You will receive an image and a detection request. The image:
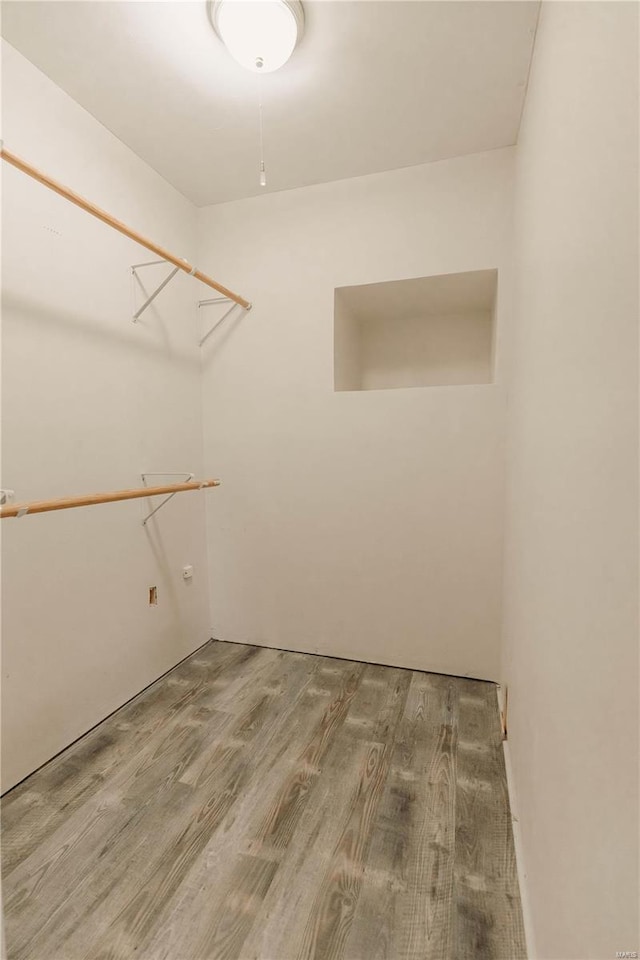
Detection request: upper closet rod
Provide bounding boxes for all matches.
[0,480,220,520]
[0,146,251,311]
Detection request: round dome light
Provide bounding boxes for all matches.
[209,0,304,73]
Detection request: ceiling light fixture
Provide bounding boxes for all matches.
[209,0,304,74]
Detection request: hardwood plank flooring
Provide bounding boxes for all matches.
[1,640,526,960]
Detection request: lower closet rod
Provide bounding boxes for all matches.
[0,479,220,519]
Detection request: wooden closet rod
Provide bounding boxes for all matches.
[0,147,251,310]
[0,480,220,519]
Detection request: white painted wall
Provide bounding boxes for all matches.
[3,12,637,952]
[335,308,494,392]
[358,311,493,391]
[502,4,639,958]
[198,149,515,681]
[0,42,211,791]
[333,294,362,392]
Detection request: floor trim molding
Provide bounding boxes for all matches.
[499,699,538,960]
[213,635,499,685]
[1,637,213,798]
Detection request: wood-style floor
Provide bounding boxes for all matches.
[1,640,526,960]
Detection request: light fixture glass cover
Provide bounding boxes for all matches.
[210,0,304,73]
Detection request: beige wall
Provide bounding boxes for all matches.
[198,148,515,680]
[358,311,493,391]
[2,9,637,951]
[1,42,211,791]
[503,4,639,957]
[333,294,362,392]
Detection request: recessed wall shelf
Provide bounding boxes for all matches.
[334,269,497,392]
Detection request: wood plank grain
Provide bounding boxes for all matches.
[240,734,371,960]
[298,739,391,960]
[137,660,358,960]
[192,855,278,960]
[6,781,195,960]
[342,774,412,960]
[341,664,412,743]
[453,682,526,960]
[0,640,249,874]
[2,646,298,958]
[396,673,459,960]
[256,664,365,851]
[2,726,209,958]
[2,647,527,960]
[179,644,283,718]
[320,666,412,959]
[55,652,324,960]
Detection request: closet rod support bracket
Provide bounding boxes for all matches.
[131,262,181,321]
[198,301,251,348]
[141,472,195,526]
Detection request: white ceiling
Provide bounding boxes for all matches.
[1,1,539,207]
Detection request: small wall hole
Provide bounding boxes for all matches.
[149,586,158,605]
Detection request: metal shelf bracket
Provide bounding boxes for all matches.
[198,297,250,347]
[131,260,181,322]
[141,471,194,526]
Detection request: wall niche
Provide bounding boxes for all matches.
[334,269,497,391]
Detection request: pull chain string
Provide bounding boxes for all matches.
[257,71,266,187]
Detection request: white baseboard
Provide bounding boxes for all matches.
[500,708,538,960]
